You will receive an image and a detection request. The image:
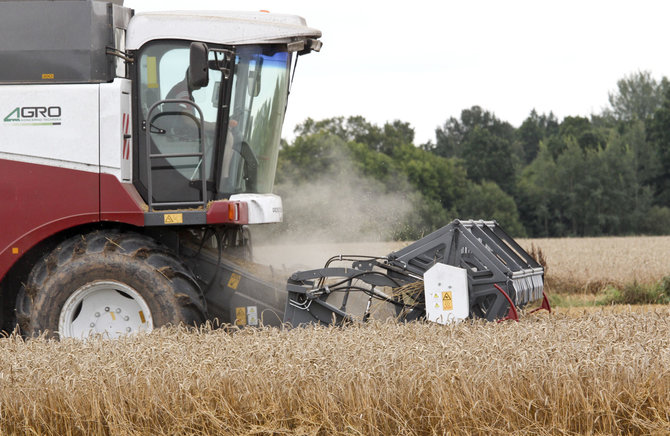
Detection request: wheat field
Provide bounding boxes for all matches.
[1,309,670,435]
[1,237,670,435]
[517,236,670,293]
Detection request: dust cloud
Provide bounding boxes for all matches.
[251,162,415,270]
[248,152,414,321]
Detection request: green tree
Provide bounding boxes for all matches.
[593,135,644,234]
[432,106,519,196]
[516,110,559,164]
[433,106,515,157]
[277,131,350,183]
[456,181,526,237]
[608,70,669,121]
[517,142,560,236]
[559,116,606,152]
[519,131,647,237]
[390,143,469,213]
[459,126,517,194]
[617,120,659,190]
[647,87,670,205]
[294,116,413,156]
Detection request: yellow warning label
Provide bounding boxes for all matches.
[227,273,241,290]
[164,213,183,224]
[147,57,158,88]
[42,73,54,80]
[235,307,246,325]
[139,310,146,324]
[110,312,116,321]
[442,291,453,311]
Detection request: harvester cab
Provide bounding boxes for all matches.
[131,12,321,220]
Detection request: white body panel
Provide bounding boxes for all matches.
[423,263,469,324]
[229,193,283,224]
[100,79,132,181]
[127,11,321,50]
[0,84,100,172]
[0,80,131,181]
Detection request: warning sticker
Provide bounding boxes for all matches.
[247,306,258,326]
[235,307,246,325]
[227,273,241,290]
[164,213,183,224]
[442,291,453,311]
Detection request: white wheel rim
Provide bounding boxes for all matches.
[59,280,154,339]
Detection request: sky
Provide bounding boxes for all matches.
[126,0,670,145]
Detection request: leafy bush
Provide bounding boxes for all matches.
[597,276,670,305]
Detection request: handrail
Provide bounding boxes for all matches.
[144,99,207,212]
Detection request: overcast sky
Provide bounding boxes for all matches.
[126,0,670,145]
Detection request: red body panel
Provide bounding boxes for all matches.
[206,200,249,225]
[0,160,145,280]
[0,159,247,281]
[100,173,145,226]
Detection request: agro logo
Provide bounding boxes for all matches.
[3,106,62,126]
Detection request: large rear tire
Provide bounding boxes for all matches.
[16,230,207,339]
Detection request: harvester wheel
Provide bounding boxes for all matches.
[16,230,206,339]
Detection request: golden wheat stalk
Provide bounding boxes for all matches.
[0,309,669,435]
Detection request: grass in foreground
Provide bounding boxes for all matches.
[596,277,670,305]
[1,310,670,435]
[548,278,670,309]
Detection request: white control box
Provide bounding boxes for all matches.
[423,263,469,324]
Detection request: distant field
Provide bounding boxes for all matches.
[255,235,670,293]
[517,235,670,293]
[518,235,670,284]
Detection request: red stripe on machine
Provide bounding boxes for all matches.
[121,113,127,159]
[122,113,130,160]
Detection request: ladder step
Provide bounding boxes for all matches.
[150,152,203,159]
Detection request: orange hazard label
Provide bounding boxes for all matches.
[442,291,453,311]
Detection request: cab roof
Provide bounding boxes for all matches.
[126,10,322,50]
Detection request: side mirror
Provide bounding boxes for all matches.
[189,42,209,90]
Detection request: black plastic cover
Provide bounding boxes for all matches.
[0,0,131,84]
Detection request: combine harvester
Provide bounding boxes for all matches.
[0,0,547,338]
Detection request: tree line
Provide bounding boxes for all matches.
[276,71,670,239]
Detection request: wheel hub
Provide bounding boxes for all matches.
[59,280,154,338]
